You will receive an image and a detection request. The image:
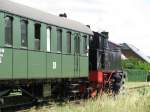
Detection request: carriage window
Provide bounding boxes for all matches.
[74,34,80,54]
[5,16,13,46]
[57,29,62,52]
[34,23,41,50]
[21,20,28,48]
[66,32,71,53]
[47,27,51,52]
[83,35,87,53]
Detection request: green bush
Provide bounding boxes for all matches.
[121,58,150,70]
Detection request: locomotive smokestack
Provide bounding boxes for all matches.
[59,13,67,18]
[101,31,109,39]
[86,25,91,28]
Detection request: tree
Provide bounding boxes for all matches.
[121,58,150,70]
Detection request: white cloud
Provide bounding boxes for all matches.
[10,0,150,55]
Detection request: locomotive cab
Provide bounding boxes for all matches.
[89,31,124,93]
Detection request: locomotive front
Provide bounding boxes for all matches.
[89,31,125,94]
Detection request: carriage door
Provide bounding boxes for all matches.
[74,34,80,77]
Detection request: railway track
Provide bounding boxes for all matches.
[1,98,50,112]
[128,85,150,90]
[1,101,35,112]
[127,83,150,90]
[1,96,87,112]
[0,84,149,112]
[0,96,36,112]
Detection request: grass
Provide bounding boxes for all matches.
[24,82,150,112]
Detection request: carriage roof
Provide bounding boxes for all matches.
[0,0,93,35]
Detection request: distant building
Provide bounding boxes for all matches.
[108,41,120,50]
[120,43,150,63]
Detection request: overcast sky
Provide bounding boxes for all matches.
[10,0,150,56]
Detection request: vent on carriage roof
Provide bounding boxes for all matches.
[59,13,67,18]
[120,43,150,63]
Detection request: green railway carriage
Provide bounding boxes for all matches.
[0,1,124,106]
[0,0,93,99]
[0,0,92,80]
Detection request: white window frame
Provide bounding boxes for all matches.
[47,27,51,52]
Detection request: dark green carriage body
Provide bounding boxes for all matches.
[0,0,93,80]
